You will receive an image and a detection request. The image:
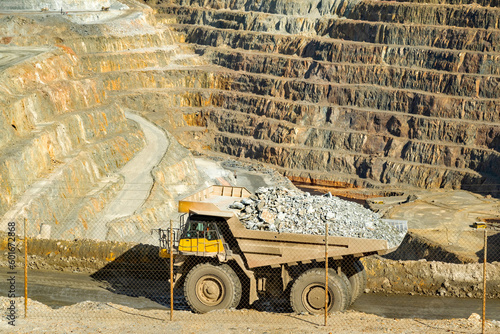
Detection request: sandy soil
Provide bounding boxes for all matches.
[2,297,499,334]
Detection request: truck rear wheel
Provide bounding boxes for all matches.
[290,268,349,314]
[348,260,367,304]
[184,263,242,313]
[339,271,353,306]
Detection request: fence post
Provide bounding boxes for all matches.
[170,219,174,321]
[24,218,28,318]
[324,220,328,327]
[482,228,487,334]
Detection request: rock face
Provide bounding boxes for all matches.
[364,257,500,298]
[0,45,146,237]
[229,186,406,248]
[1,0,113,11]
[144,0,500,196]
[1,0,499,240]
[0,1,204,240]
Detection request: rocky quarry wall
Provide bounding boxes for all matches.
[1,0,114,11]
[0,0,204,242]
[146,0,500,196]
[0,0,499,299]
[0,0,498,241]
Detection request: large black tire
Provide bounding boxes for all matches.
[290,268,349,314]
[184,263,242,313]
[338,270,353,307]
[347,260,367,304]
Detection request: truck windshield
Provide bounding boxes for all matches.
[185,221,219,240]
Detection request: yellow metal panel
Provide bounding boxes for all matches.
[159,249,175,259]
[178,201,221,213]
[178,238,225,253]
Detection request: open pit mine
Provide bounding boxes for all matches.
[0,0,499,303]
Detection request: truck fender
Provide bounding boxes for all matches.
[232,254,259,305]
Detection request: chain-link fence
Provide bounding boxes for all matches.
[1,214,500,333]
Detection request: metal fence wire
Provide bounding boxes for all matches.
[1,215,500,333]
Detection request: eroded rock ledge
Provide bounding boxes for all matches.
[145,0,500,196]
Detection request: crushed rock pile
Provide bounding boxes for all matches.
[229,187,406,248]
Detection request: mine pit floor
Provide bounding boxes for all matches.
[2,266,499,321]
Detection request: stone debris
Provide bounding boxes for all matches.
[221,159,295,188]
[467,313,481,323]
[229,187,406,248]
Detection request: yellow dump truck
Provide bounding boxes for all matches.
[156,185,406,314]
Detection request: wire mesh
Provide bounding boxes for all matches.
[1,217,499,333]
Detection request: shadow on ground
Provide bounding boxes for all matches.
[90,244,190,310]
[383,232,469,263]
[89,244,291,313]
[476,231,500,263]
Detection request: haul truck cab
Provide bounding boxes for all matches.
[156,185,406,314]
[178,220,226,254]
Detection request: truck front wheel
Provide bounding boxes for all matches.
[184,263,242,313]
[290,268,349,314]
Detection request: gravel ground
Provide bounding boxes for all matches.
[1,297,498,334]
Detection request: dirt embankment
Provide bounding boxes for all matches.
[364,256,500,299]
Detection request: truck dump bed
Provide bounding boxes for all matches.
[179,186,404,268]
[179,185,252,214]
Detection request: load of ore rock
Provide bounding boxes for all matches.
[229,187,406,248]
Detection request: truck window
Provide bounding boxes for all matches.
[183,218,225,241]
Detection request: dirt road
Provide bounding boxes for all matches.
[89,111,168,239]
[1,267,500,333]
[2,296,498,334]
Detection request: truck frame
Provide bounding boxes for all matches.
[156,185,405,314]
